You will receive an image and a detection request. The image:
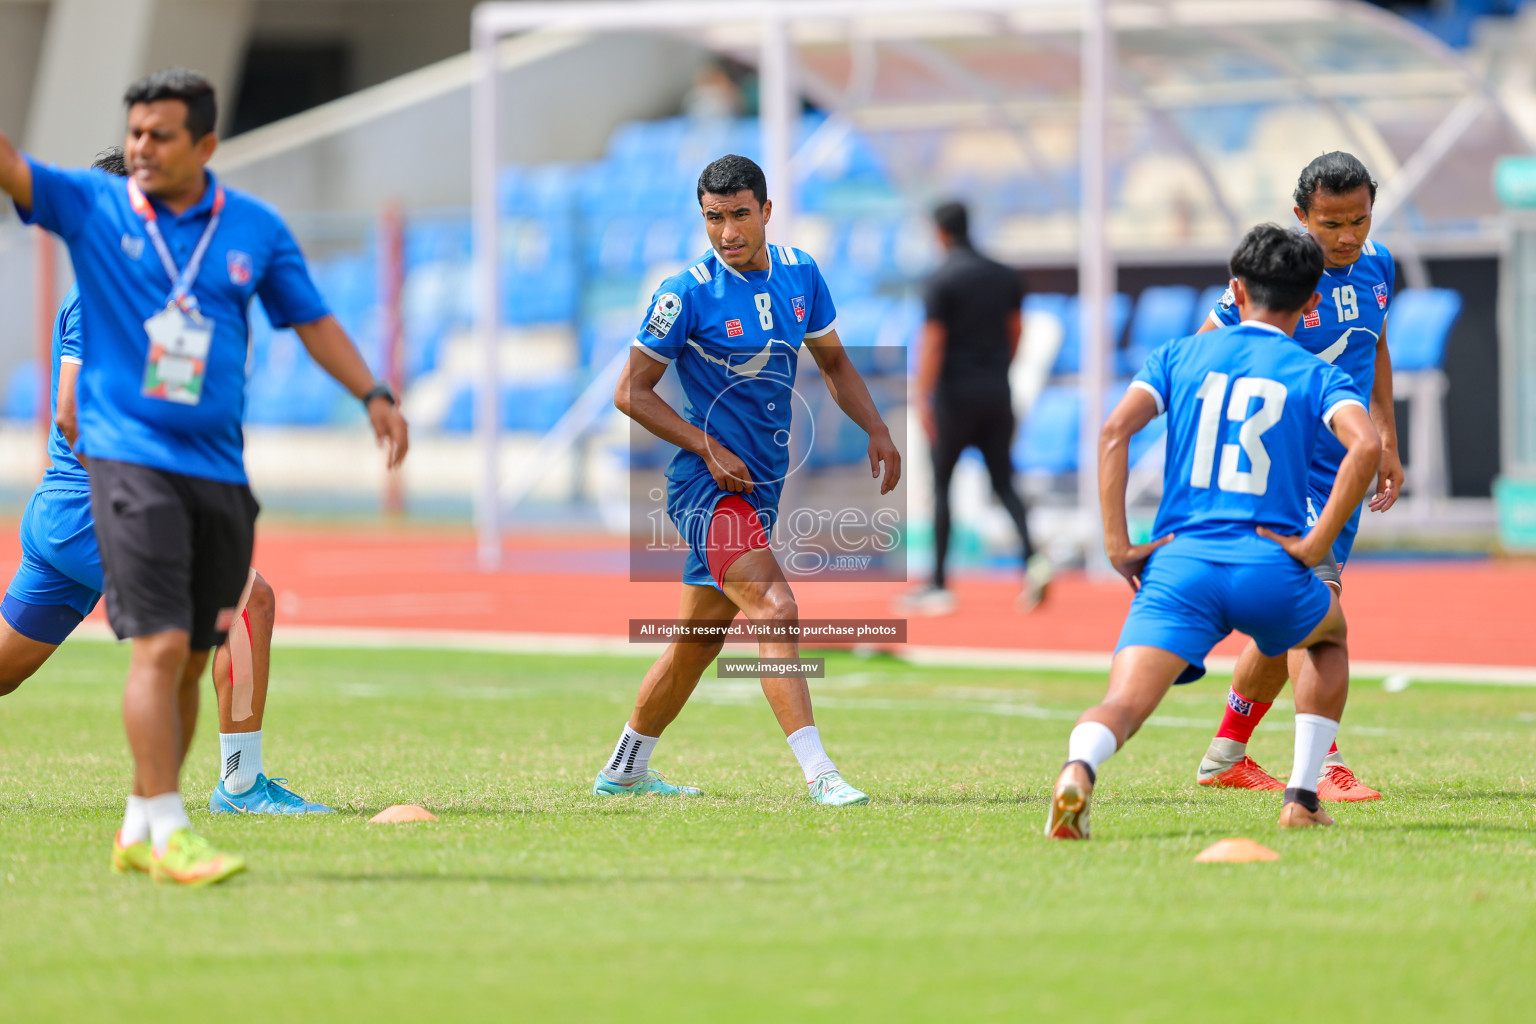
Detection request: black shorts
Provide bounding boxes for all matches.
[88,458,259,650]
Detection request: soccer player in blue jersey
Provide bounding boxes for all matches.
[0,69,408,884]
[1045,224,1382,839]
[596,155,900,805]
[0,149,330,819]
[1192,153,1398,801]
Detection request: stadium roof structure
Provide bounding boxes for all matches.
[466,0,1530,566]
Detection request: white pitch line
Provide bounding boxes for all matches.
[63,623,1536,687]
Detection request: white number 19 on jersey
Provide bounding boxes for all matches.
[1190,372,1289,496]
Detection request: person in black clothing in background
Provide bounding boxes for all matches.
[900,201,1050,616]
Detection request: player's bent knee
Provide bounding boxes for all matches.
[760,591,798,627]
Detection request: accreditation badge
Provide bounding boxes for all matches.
[142,302,214,405]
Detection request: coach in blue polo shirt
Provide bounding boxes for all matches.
[0,68,409,885]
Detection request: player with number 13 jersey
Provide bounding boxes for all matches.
[1195,152,1399,800]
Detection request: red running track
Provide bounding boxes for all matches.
[1,523,1522,668]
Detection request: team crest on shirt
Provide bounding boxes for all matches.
[792,295,806,323]
[1373,282,1388,309]
[725,318,744,338]
[646,292,682,339]
[227,250,253,286]
[1303,308,1321,329]
[120,233,145,260]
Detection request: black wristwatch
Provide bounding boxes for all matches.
[362,382,396,407]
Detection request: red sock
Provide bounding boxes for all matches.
[1215,687,1273,744]
[1328,740,1339,755]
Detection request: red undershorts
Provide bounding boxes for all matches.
[705,495,769,588]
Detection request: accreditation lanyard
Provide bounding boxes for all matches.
[127,177,225,312]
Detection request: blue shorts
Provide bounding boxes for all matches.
[2,487,103,645]
[1116,550,1333,685]
[1307,485,1362,571]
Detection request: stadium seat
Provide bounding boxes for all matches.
[1387,287,1462,371]
[442,378,579,434]
[1051,293,1131,376]
[1388,287,1464,512]
[1012,382,1167,476]
[1014,386,1080,474]
[3,362,36,422]
[1193,285,1227,332]
[1122,285,1198,375]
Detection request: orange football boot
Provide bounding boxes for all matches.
[1198,755,1285,791]
[1317,764,1381,802]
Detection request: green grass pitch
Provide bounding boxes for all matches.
[1,642,1532,1022]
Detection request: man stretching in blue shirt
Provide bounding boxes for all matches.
[0,68,409,884]
[1045,224,1381,840]
[597,155,900,805]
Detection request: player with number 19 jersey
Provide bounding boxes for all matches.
[1119,321,1365,682]
[1209,238,1392,567]
[633,243,837,588]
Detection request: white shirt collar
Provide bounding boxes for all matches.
[714,246,773,283]
[1238,319,1291,337]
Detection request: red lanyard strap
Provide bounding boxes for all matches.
[127,178,226,310]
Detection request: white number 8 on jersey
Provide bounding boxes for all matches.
[754,293,773,330]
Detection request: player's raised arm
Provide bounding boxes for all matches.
[1259,402,1380,566]
[0,129,33,210]
[1098,386,1173,590]
[614,347,753,494]
[1367,322,1402,512]
[292,316,409,468]
[804,327,900,495]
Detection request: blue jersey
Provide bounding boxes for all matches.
[1211,238,1393,497]
[1133,322,1365,564]
[42,286,89,490]
[17,160,329,484]
[633,244,837,540]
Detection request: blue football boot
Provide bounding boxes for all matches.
[209,774,335,814]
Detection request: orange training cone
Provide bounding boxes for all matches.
[369,804,438,823]
[1194,837,1279,863]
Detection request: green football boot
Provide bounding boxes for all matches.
[807,770,870,806]
[592,769,702,796]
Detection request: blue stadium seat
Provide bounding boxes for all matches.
[1014,386,1080,473]
[3,363,37,422]
[1122,285,1198,375]
[1013,383,1167,475]
[1387,288,1463,371]
[1052,293,1131,375]
[1193,285,1227,332]
[442,378,578,434]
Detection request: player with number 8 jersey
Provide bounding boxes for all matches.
[596,155,900,806]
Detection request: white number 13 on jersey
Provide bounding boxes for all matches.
[1190,372,1289,496]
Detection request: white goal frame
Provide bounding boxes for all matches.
[469,0,1113,570]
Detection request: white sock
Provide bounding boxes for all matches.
[1287,713,1341,794]
[220,730,264,795]
[120,795,149,845]
[1067,721,1119,773]
[787,725,837,783]
[601,724,659,782]
[144,791,191,855]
